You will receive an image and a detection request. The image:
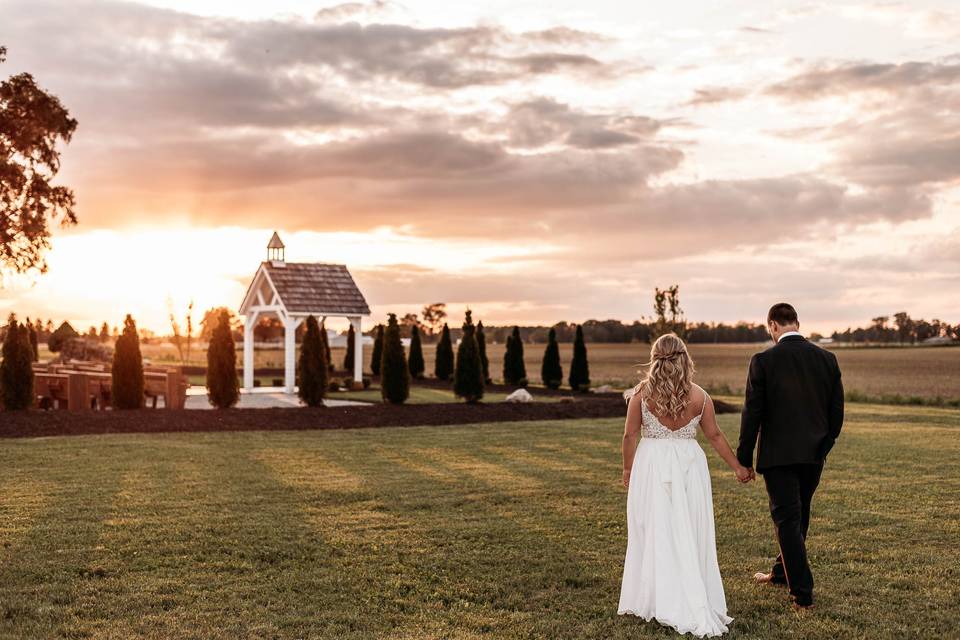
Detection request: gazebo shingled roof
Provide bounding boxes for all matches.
[240,233,371,392]
[261,261,370,315]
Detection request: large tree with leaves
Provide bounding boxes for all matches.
[1,46,78,275]
[47,320,77,353]
[380,313,410,404]
[111,315,144,409]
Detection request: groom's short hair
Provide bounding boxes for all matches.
[768,303,798,326]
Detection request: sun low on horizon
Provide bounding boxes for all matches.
[1,0,959,335]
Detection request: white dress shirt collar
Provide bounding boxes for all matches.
[778,330,803,342]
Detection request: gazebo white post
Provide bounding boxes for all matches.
[243,311,258,391]
[284,315,296,393]
[351,316,363,384]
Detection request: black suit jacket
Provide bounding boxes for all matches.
[737,335,844,472]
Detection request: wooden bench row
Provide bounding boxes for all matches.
[31,363,189,410]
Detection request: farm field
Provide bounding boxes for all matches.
[48,341,960,404]
[1,403,958,639]
[283,342,960,404]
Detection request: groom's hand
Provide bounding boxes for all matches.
[735,466,755,483]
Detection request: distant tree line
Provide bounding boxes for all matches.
[399,319,769,345]
[831,312,960,345]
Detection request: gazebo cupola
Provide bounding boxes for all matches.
[267,231,285,263]
[239,232,371,393]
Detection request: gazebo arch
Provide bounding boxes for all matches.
[238,233,371,393]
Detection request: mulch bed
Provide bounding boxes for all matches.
[1,397,630,439]
[1,386,739,439]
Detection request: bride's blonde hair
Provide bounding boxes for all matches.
[637,333,695,419]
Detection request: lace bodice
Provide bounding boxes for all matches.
[639,399,702,440]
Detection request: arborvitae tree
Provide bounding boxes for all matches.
[569,324,590,392]
[343,322,356,372]
[434,323,454,381]
[111,314,144,409]
[26,317,38,362]
[454,310,484,403]
[370,324,384,376]
[319,320,334,373]
[502,333,514,383]
[380,313,410,404]
[206,310,239,408]
[298,315,327,407]
[541,327,563,390]
[1,318,35,410]
[408,324,425,379]
[476,320,491,384]
[503,326,527,387]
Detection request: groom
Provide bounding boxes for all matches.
[737,303,844,610]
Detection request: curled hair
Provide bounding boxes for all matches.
[631,333,695,420]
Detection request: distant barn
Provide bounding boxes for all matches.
[238,232,370,392]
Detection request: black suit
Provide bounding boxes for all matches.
[737,334,844,606]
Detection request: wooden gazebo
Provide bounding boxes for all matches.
[238,232,370,392]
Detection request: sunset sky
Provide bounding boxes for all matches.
[1,0,958,335]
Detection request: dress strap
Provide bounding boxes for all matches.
[698,387,708,419]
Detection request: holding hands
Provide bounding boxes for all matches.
[734,465,756,484]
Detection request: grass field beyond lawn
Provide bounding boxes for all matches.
[1,405,958,639]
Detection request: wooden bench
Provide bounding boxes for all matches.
[32,363,188,410]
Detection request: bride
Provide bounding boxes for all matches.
[618,333,752,637]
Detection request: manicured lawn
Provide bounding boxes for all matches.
[1,404,957,639]
[331,386,557,404]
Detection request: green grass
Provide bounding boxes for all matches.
[2,405,958,639]
[331,386,558,404]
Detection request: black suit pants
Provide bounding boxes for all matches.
[762,463,823,606]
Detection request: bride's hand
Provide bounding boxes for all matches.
[622,469,631,488]
[734,465,754,483]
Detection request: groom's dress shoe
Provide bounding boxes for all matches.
[792,602,814,613]
[753,572,787,585]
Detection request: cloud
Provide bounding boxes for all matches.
[683,86,750,106]
[3,0,954,274]
[761,58,960,190]
[314,0,398,23]
[4,0,621,97]
[766,60,960,100]
[499,98,662,150]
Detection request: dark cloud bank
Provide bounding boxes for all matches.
[2,0,956,273]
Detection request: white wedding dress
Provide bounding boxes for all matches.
[618,394,732,637]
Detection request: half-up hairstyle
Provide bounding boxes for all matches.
[636,333,695,420]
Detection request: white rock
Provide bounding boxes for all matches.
[591,384,614,394]
[504,388,534,403]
